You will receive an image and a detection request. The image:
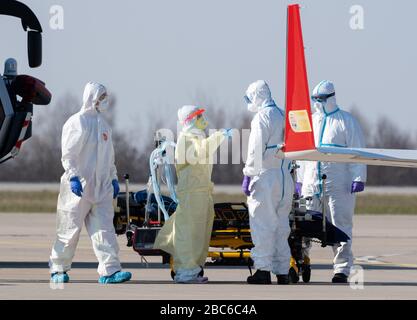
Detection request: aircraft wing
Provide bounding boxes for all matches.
[278,4,417,169]
[279,147,417,168]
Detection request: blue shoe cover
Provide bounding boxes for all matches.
[98,271,132,284]
[51,272,69,283]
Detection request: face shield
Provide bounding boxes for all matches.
[195,113,209,130]
[181,108,207,131]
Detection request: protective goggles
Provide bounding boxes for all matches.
[98,93,108,102]
[311,92,335,103]
[243,95,252,104]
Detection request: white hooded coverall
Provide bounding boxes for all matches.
[299,80,367,275]
[49,82,121,277]
[244,80,294,275]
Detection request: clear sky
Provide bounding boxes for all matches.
[1,0,416,137]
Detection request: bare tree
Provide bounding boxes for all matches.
[0,94,79,181]
[0,93,147,183]
[2,94,416,186]
[367,116,417,185]
[349,104,372,144]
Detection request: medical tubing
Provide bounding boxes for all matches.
[150,148,170,222]
[157,141,178,203]
[149,141,177,221]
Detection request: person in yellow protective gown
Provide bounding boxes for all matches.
[154,105,232,284]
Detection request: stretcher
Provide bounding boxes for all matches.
[113,179,349,283]
[113,133,349,283]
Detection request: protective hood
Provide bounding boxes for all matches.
[178,105,205,132]
[311,80,338,115]
[245,80,275,113]
[81,82,107,113]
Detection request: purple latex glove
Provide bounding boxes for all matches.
[242,176,251,196]
[351,181,365,193]
[295,182,302,195]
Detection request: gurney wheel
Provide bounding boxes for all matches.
[170,267,204,280]
[302,265,311,283]
[288,267,299,284]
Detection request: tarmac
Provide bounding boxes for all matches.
[0,213,417,300]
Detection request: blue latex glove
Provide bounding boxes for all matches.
[351,181,365,193]
[295,182,302,195]
[70,177,83,197]
[242,176,251,196]
[222,128,233,139]
[112,179,120,199]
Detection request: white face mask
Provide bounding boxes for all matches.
[245,94,258,113]
[247,103,258,113]
[313,101,325,114]
[96,98,109,112]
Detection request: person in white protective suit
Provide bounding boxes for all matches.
[242,80,294,285]
[298,80,367,283]
[154,105,232,284]
[49,82,131,284]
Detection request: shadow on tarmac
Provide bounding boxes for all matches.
[1,262,416,271]
[0,262,169,269]
[1,279,417,287]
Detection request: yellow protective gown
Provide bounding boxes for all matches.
[154,129,225,280]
